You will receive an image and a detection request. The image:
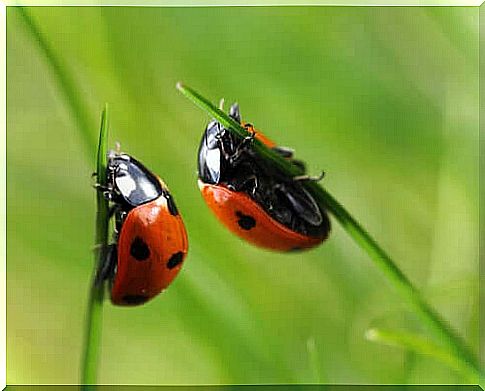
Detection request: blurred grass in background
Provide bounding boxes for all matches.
[6,6,479,385]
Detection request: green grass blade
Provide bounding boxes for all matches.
[80,105,110,388]
[18,6,109,386]
[312,185,480,375]
[366,328,479,382]
[17,7,95,158]
[96,105,110,185]
[176,82,481,380]
[176,82,305,177]
[306,337,324,384]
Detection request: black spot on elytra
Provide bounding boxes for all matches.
[165,194,179,216]
[236,211,256,230]
[130,237,150,261]
[167,251,184,269]
[122,295,149,305]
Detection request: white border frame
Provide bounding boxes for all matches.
[2,1,484,6]
[2,2,482,388]
[1,1,6,390]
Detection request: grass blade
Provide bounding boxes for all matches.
[306,337,324,384]
[176,82,305,177]
[80,105,110,387]
[18,6,109,387]
[366,328,479,382]
[176,82,481,381]
[17,7,95,158]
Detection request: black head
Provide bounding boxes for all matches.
[108,152,164,208]
[197,120,224,184]
[197,103,245,185]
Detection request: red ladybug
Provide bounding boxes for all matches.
[98,150,188,306]
[197,103,330,252]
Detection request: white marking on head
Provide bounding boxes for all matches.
[116,174,137,196]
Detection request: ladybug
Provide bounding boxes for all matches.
[197,102,330,252]
[97,149,188,306]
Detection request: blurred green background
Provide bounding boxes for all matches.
[7,6,479,385]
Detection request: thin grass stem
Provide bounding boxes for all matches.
[366,328,479,382]
[176,82,482,381]
[306,337,324,384]
[80,105,110,388]
[17,7,95,158]
[18,7,110,387]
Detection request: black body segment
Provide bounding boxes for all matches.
[197,103,330,238]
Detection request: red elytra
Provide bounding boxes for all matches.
[110,191,188,306]
[199,181,328,252]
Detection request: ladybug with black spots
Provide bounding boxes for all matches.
[197,102,330,252]
[97,148,188,306]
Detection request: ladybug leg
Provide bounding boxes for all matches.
[246,175,259,196]
[113,209,127,235]
[229,174,259,195]
[108,204,120,220]
[216,124,255,164]
[243,123,257,139]
[227,127,256,164]
[229,102,241,123]
[293,171,325,182]
[274,182,323,227]
[217,139,234,162]
[216,129,238,161]
[227,162,259,194]
[93,183,108,191]
[291,159,307,173]
[240,129,256,150]
[95,244,117,287]
[93,183,114,200]
[272,146,294,159]
[271,146,308,174]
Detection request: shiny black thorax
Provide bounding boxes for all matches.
[197,104,330,238]
[108,154,163,207]
[106,153,178,232]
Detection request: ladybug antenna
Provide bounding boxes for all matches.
[115,141,121,154]
[219,98,225,111]
[229,102,241,123]
[293,171,325,182]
